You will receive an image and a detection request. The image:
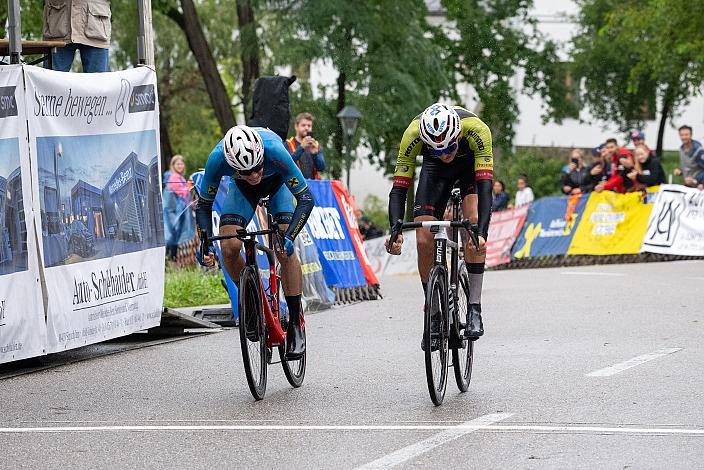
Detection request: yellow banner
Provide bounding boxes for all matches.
[568,191,653,255]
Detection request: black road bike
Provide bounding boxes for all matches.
[391,188,479,406]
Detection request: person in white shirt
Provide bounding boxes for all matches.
[514,174,534,207]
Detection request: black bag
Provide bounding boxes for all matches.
[249,75,297,140]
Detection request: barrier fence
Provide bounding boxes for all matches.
[0,65,164,364]
[364,185,704,277]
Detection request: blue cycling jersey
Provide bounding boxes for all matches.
[198,127,308,202]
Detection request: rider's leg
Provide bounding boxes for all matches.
[462,193,485,338]
[218,223,245,282]
[219,182,257,284]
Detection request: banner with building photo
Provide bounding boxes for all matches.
[0,66,47,364]
[641,185,704,256]
[568,191,652,255]
[24,65,165,352]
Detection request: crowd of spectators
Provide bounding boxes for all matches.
[491,175,534,212]
[559,126,704,196]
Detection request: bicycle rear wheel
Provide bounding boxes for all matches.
[452,265,473,392]
[425,265,449,406]
[238,266,268,400]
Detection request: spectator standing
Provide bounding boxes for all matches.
[492,180,510,212]
[43,0,112,73]
[629,130,656,158]
[595,138,633,193]
[675,125,704,188]
[584,144,611,193]
[628,146,666,188]
[285,112,326,180]
[560,149,589,195]
[357,210,383,240]
[514,174,534,207]
[163,155,195,261]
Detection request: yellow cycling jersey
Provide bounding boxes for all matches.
[392,106,493,189]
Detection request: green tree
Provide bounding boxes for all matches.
[440,0,574,158]
[266,0,455,178]
[572,0,704,157]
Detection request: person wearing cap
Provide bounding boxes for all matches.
[629,130,656,159]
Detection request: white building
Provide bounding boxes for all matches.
[305,0,704,201]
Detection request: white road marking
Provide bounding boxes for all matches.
[354,413,513,469]
[1,421,704,438]
[587,348,683,377]
[562,271,625,277]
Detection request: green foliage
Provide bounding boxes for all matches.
[362,194,388,230]
[267,0,455,176]
[440,0,574,155]
[494,151,564,201]
[163,265,230,308]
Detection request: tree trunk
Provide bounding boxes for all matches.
[333,70,346,180]
[656,85,673,159]
[163,0,236,134]
[159,102,174,174]
[236,0,260,123]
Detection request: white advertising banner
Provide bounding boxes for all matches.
[24,66,165,352]
[364,230,418,277]
[641,184,704,256]
[0,65,47,363]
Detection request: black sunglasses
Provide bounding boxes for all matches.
[238,164,263,176]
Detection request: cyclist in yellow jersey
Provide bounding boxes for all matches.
[385,103,493,341]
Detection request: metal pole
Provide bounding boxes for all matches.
[345,135,352,190]
[137,0,155,66]
[7,0,22,64]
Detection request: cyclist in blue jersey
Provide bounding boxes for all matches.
[195,125,314,359]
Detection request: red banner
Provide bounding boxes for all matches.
[330,181,380,285]
[485,205,529,267]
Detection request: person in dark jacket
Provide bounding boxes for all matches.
[561,149,589,195]
[285,112,326,180]
[628,146,666,187]
[583,144,611,193]
[492,180,510,211]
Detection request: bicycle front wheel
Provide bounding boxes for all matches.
[238,266,268,400]
[424,265,449,406]
[452,265,473,392]
[279,339,306,388]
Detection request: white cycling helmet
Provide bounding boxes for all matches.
[223,125,264,171]
[418,103,461,151]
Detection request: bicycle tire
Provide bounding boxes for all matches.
[238,266,268,400]
[279,341,306,387]
[425,265,449,406]
[452,265,473,392]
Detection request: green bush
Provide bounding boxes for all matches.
[163,265,230,308]
[494,151,564,203]
[362,194,388,229]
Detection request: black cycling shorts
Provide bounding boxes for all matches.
[413,154,476,219]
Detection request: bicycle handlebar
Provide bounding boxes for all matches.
[199,224,285,265]
[389,219,480,250]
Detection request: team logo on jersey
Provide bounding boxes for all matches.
[287,177,300,188]
[207,185,218,196]
[468,131,485,151]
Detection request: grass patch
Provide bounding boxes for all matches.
[163,265,231,308]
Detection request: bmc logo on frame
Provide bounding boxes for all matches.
[0,86,18,118]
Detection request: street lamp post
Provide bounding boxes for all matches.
[336,105,362,190]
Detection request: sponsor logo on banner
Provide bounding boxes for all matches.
[641,185,704,256]
[307,207,346,240]
[0,86,18,118]
[486,205,528,267]
[643,188,686,248]
[0,299,6,325]
[129,85,156,113]
[33,87,109,124]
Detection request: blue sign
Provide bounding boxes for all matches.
[306,181,366,288]
[511,195,588,259]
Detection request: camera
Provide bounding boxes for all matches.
[305,131,314,138]
[570,158,579,165]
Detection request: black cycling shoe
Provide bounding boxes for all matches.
[464,303,484,340]
[285,323,306,360]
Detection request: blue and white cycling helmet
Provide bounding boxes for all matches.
[223,125,264,171]
[419,103,461,151]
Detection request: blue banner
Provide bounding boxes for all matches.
[511,195,588,259]
[306,180,367,288]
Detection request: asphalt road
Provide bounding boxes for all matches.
[1,260,703,469]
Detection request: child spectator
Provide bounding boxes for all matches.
[163,155,195,261]
[628,146,666,188]
[584,144,611,193]
[492,180,510,212]
[514,174,534,207]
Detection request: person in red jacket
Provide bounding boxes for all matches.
[595,138,633,193]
